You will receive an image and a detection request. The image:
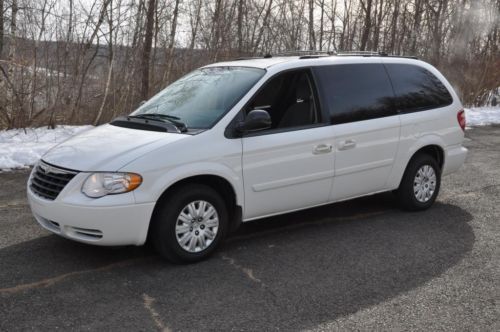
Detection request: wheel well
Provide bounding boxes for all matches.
[153,175,241,232]
[414,145,444,169]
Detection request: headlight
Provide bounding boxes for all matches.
[82,172,142,198]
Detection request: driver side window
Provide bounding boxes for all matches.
[245,69,320,131]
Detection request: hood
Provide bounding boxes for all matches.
[42,124,188,171]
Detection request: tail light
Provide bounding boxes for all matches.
[457,109,466,131]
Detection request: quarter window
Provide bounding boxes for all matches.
[384,63,453,112]
[313,64,396,124]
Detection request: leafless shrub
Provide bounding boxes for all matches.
[0,0,498,129]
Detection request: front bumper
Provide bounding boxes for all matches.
[27,174,156,246]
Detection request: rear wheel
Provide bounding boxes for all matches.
[396,153,441,211]
[151,184,228,263]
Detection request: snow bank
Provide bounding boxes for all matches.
[0,126,93,171]
[0,107,499,171]
[465,107,500,127]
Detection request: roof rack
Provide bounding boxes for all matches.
[231,50,333,61]
[231,50,417,61]
[335,50,418,59]
[298,55,329,59]
[233,53,273,61]
[336,50,383,56]
[275,50,334,57]
[233,56,265,61]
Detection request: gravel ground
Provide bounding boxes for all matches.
[0,126,498,331]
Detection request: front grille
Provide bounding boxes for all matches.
[30,161,78,200]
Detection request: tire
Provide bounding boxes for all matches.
[395,153,441,211]
[150,184,228,263]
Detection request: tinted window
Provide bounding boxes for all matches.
[313,64,396,124]
[384,63,453,112]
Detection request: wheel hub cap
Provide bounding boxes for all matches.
[413,165,437,203]
[175,200,219,253]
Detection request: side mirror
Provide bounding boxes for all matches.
[236,109,272,133]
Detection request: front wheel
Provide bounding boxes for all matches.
[150,184,228,263]
[396,153,441,211]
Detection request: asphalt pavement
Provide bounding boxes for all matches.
[0,126,498,331]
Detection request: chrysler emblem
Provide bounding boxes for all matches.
[39,162,52,174]
[38,161,76,175]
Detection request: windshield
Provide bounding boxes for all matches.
[131,66,265,129]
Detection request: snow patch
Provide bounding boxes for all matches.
[0,126,93,171]
[465,107,500,127]
[0,107,499,171]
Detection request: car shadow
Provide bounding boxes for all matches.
[0,193,474,331]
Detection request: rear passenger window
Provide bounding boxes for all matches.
[313,64,396,124]
[384,63,453,112]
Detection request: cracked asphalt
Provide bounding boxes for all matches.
[0,126,499,331]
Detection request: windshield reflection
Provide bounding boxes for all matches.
[132,67,265,129]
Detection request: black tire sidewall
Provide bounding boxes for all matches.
[151,184,228,263]
[399,154,441,211]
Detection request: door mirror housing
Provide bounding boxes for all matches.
[236,109,272,133]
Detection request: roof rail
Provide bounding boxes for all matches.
[233,56,265,61]
[335,50,418,59]
[275,50,334,57]
[230,50,417,61]
[336,50,382,56]
[298,55,331,59]
[232,53,273,61]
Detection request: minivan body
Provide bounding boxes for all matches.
[27,55,468,262]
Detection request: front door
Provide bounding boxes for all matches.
[240,69,335,220]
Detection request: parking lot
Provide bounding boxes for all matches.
[0,126,498,331]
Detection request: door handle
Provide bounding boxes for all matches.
[338,139,357,150]
[313,144,333,154]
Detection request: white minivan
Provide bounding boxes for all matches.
[27,54,468,262]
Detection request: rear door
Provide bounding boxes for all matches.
[313,62,401,201]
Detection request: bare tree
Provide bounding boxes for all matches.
[308,0,316,50]
[141,0,155,100]
[163,0,180,83]
[94,0,116,125]
[0,0,4,58]
[0,0,498,129]
[359,0,373,51]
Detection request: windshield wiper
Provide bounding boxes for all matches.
[129,113,187,132]
[135,113,181,120]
